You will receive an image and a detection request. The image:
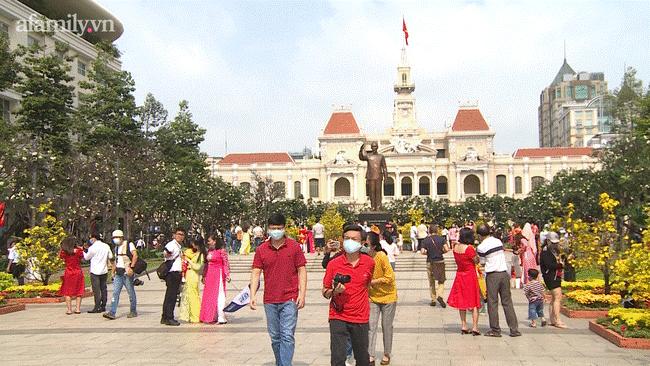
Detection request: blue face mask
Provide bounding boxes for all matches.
[268,229,285,241]
[360,245,370,254]
[343,239,361,253]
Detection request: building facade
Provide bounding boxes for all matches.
[0,0,123,122]
[538,58,609,147]
[210,48,599,206]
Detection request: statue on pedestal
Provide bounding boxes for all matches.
[359,142,388,211]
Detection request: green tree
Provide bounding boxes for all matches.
[609,67,644,132]
[0,32,19,92]
[12,41,75,227]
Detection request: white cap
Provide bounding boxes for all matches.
[112,230,124,238]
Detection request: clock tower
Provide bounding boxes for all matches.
[392,47,420,133]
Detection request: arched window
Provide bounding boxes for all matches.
[402,73,407,84]
[419,176,430,196]
[294,181,301,199]
[496,175,507,194]
[309,178,319,198]
[273,181,286,198]
[401,176,412,196]
[383,177,395,196]
[334,177,351,197]
[463,175,481,195]
[240,182,251,194]
[436,176,448,196]
[531,176,545,190]
[515,176,522,194]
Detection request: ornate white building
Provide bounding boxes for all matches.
[209,48,599,205]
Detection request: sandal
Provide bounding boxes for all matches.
[66,312,72,315]
[461,329,471,334]
[380,355,390,365]
[74,311,81,314]
[554,323,569,329]
[471,330,481,336]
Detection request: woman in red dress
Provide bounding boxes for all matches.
[446,228,481,335]
[56,236,86,314]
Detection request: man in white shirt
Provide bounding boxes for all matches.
[5,238,25,285]
[161,228,184,326]
[476,223,520,338]
[252,224,264,251]
[84,232,113,313]
[416,221,428,252]
[312,221,325,255]
[410,224,418,252]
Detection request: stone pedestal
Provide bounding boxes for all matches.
[358,211,392,227]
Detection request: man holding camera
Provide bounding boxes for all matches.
[322,224,375,366]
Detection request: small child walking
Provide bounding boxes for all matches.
[523,268,547,327]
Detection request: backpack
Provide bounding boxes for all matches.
[124,243,148,277]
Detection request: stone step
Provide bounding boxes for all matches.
[225,252,458,273]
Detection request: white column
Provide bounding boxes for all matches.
[301,169,307,201]
[395,171,402,198]
[483,170,488,195]
[327,173,332,201]
[431,165,436,200]
[524,164,530,194]
[232,164,238,186]
[545,162,552,181]
[456,171,462,201]
[353,172,358,201]
[508,165,514,197]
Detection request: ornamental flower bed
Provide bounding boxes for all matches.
[0,283,61,299]
[562,279,605,292]
[591,308,650,349]
[563,289,620,309]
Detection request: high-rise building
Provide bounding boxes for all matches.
[0,0,123,122]
[538,58,608,147]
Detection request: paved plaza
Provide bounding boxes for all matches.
[2,252,650,366]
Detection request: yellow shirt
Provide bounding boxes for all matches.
[368,251,397,304]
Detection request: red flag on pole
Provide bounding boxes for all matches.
[403,17,409,46]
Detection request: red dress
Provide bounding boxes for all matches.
[56,248,86,297]
[447,246,481,310]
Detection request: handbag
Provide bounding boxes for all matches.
[156,260,173,280]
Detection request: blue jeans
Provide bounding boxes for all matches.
[109,272,137,315]
[528,300,544,320]
[232,239,241,253]
[264,301,298,366]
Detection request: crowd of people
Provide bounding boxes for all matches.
[5,213,574,366]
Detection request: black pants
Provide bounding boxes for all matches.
[329,319,369,366]
[162,271,182,321]
[10,263,25,285]
[90,273,108,310]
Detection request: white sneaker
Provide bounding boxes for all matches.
[345,357,355,366]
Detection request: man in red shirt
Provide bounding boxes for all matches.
[250,213,307,366]
[322,224,375,366]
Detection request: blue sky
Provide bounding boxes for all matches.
[101,0,650,157]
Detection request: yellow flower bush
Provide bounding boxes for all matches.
[552,193,625,294]
[564,289,621,307]
[612,211,650,302]
[15,202,67,285]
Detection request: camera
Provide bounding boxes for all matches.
[333,273,351,288]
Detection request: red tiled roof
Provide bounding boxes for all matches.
[513,147,594,158]
[451,109,490,131]
[217,153,294,165]
[323,111,361,135]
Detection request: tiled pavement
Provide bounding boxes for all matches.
[2,252,650,366]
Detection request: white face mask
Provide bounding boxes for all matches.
[343,239,361,253]
[112,238,122,245]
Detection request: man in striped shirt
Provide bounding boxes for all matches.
[476,223,521,337]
